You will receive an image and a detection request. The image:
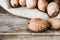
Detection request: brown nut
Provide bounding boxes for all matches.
[26,0,37,9]
[19,0,26,6]
[28,18,49,32]
[10,0,19,7]
[47,18,60,30]
[47,2,59,17]
[38,0,48,12]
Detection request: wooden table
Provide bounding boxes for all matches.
[0,6,60,40]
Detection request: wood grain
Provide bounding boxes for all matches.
[0,6,60,36]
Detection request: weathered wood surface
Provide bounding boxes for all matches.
[0,6,60,36]
[0,35,60,40]
[1,6,60,40]
[0,6,29,33]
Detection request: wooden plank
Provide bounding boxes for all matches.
[1,36,60,40]
[1,6,60,36]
